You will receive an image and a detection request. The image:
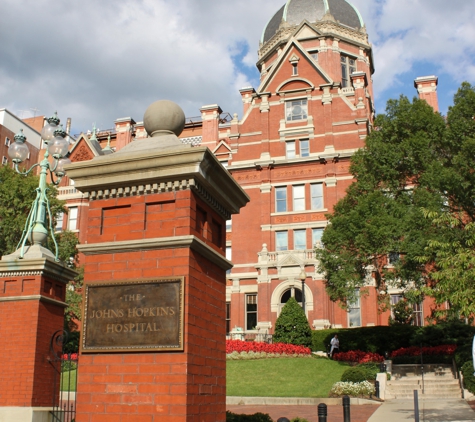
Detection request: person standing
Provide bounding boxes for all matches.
[330,334,340,358]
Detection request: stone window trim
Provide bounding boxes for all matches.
[285,98,308,122]
[341,54,357,88]
[270,279,314,314]
[4,137,10,147]
[275,186,288,213]
[245,293,258,331]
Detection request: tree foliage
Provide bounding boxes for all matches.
[273,297,312,347]
[317,82,475,315]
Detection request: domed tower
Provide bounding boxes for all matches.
[222,0,379,334]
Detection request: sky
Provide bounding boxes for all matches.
[1,0,474,136]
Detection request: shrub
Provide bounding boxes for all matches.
[341,367,367,383]
[291,418,309,422]
[273,298,312,347]
[390,344,456,364]
[226,340,311,356]
[462,361,475,395]
[330,381,375,397]
[226,411,273,422]
[358,363,379,380]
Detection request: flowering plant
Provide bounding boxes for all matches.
[330,381,375,397]
[332,350,384,364]
[226,340,311,359]
[62,353,79,361]
[390,344,456,358]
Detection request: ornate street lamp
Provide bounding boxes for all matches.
[299,269,306,313]
[8,112,71,260]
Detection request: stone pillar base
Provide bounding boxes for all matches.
[0,407,53,422]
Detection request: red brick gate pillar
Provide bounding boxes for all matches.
[66,100,249,422]
[0,246,76,421]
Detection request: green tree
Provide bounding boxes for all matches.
[273,297,312,347]
[317,82,475,312]
[0,164,65,256]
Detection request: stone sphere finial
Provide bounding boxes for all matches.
[143,100,186,138]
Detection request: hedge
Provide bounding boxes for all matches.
[311,322,475,363]
[226,412,273,422]
[462,361,475,395]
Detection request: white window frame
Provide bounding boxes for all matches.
[348,290,361,327]
[275,186,287,213]
[311,183,324,210]
[5,137,10,147]
[285,99,308,122]
[312,228,324,247]
[293,185,305,211]
[286,141,296,159]
[2,156,7,165]
[300,139,309,157]
[341,55,357,88]
[55,212,64,232]
[245,294,257,331]
[276,231,288,251]
[294,229,306,250]
[68,207,78,231]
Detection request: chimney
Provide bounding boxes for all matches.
[414,76,439,112]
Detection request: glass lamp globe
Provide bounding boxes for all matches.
[8,141,30,163]
[41,112,60,143]
[48,135,69,159]
[55,157,71,177]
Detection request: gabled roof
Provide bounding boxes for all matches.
[257,27,333,94]
[69,130,105,162]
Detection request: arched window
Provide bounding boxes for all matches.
[279,287,302,315]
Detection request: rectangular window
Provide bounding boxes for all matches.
[5,137,10,147]
[276,231,288,251]
[348,290,361,327]
[286,141,296,159]
[68,207,78,231]
[275,186,287,212]
[226,219,232,231]
[300,139,309,157]
[294,229,306,250]
[311,183,324,209]
[292,64,298,76]
[310,52,318,61]
[293,185,305,211]
[286,99,308,121]
[55,212,64,232]
[226,302,231,334]
[341,56,357,88]
[2,156,7,165]
[246,294,257,330]
[413,302,423,326]
[312,228,324,247]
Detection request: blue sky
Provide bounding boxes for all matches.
[0,0,474,133]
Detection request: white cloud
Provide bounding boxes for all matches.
[1,0,474,133]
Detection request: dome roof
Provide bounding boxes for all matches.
[261,0,364,44]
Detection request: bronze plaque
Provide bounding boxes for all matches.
[81,278,184,353]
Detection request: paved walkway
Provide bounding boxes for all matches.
[368,398,475,422]
[226,397,475,421]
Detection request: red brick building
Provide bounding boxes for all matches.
[54,0,441,334]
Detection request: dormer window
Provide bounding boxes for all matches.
[286,99,308,122]
[310,51,318,61]
[341,55,357,88]
[289,55,300,76]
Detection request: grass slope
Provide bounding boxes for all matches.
[227,357,350,398]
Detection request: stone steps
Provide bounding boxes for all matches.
[385,377,462,399]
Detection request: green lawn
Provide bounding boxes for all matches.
[227,357,350,398]
[60,369,77,392]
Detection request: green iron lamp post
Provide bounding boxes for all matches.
[7,112,71,260]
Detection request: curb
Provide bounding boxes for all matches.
[226,397,381,406]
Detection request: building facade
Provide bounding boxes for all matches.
[50,0,442,334]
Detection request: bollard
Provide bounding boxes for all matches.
[277,418,290,422]
[379,362,387,372]
[343,395,351,422]
[414,390,420,422]
[318,403,327,422]
[375,380,380,399]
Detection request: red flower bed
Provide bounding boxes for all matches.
[390,344,457,358]
[332,350,384,364]
[226,340,311,356]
